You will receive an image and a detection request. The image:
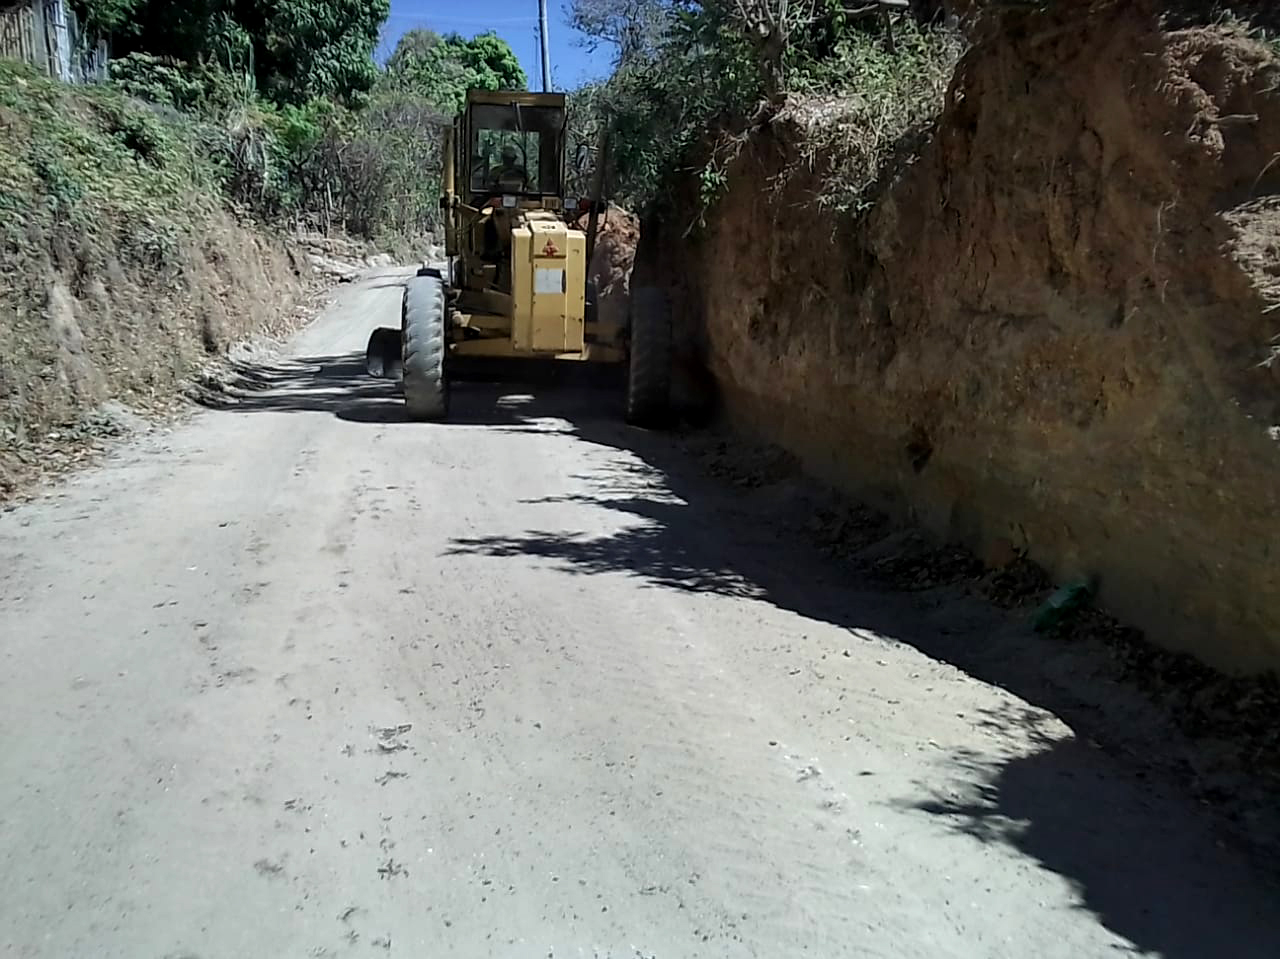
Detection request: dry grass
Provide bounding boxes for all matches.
[776,24,965,214]
[0,61,303,500]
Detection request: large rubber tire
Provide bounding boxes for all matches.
[585,279,599,328]
[402,275,449,421]
[625,286,672,427]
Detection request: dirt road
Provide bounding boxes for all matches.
[1,270,1276,958]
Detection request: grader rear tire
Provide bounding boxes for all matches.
[402,275,449,421]
[585,279,599,329]
[625,286,672,428]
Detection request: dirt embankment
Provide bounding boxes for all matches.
[641,9,1280,673]
[0,65,375,498]
[585,202,640,337]
[0,210,310,497]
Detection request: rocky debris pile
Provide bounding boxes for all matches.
[808,502,892,558]
[586,205,640,335]
[976,556,1054,609]
[859,532,985,592]
[297,234,422,282]
[693,437,799,489]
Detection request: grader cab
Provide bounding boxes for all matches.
[366,89,671,425]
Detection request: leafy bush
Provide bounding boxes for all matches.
[779,22,964,214]
[92,18,525,245]
[198,92,448,242]
[580,3,766,212]
[568,1,963,220]
[73,0,141,36]
[384,29,527,114]
[339,92,447,241]
[113,0,388,107]
[109,53,210,111]
[29,147,85,216]
[565,82,608,200]
[97,98,177,167]
[213,102,285,214]
[0,59,208,260]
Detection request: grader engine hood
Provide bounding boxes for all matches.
[511,212,586,354]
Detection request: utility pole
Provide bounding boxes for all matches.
[538,0,552,92]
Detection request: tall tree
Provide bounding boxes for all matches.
[112,0,390,105]
[72,0,144,36]
[568,0,669,65]
[237,0,390,105]
[384,30,527,113]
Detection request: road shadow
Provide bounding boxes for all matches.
[201,346,1280,956]
[442,387,1280,958]
[451,488,768,599]
[901,702,1276,959]
[198,351,628,426]
[194,353,395,417]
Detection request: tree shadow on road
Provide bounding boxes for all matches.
[198,351,628,427]
[205,345,1280,957]
[194,353,402,419]
[442,385,1280,959]
[450,488,768,599]
[900,701,1278,958]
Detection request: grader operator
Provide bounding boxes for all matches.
[365,89,671,425]
[487,143,527,192]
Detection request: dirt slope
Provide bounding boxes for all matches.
[1,269,1278,956]
[642,10,1280,672]
[0,62,308,498]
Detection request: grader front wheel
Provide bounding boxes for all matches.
[402,275,450,421]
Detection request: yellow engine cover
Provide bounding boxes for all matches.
[510,212,586,354]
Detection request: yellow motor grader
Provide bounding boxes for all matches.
[366,89,671,425]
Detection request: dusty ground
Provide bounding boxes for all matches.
[1,270,1278,958]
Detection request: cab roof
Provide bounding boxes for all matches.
[465,89,566,110]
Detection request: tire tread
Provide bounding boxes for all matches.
[402,276,448,420]
[625,286,672,427]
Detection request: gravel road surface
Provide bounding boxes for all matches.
[2,270,1277,958]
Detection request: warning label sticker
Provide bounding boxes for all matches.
[535,268,564,294]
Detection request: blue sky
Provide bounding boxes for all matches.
[380,0,617,90]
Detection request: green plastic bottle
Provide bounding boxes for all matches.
[1033,578,1095,632]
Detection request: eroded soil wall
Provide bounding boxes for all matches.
[643,10,1280,672]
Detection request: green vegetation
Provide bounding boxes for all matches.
[569,0,964,218]
[0,59,215,262]
[23,0,966,242]
[27,1,1280,244]
[82,0,390,105]
[780,22,964,215]
[384,30,527,114]
[0,58,225,465]
[61,8,530,245]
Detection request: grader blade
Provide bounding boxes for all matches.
[365,327,402,379]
